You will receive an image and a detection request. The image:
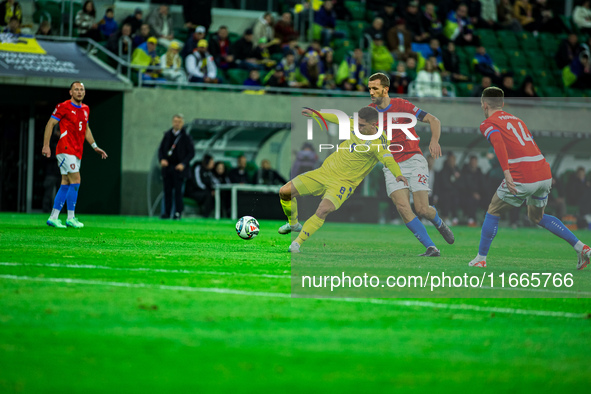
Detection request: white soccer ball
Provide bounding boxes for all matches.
[236,216,260,240]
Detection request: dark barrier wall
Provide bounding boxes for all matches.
[0,85,123,214]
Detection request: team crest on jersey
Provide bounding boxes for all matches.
[84,110,88,119]
[70,163,75,170]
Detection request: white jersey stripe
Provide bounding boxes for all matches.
[484,126,494,137]
[59,130,68,140]
[507,154,545,164]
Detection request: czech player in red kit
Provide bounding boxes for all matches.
[469,87,591,269]
[368,73,454,257]
[42,81,108,229]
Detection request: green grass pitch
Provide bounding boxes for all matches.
[1,213,591,393]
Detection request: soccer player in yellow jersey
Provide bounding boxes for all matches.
[278,106,408,253]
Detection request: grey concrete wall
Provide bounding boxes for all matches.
[121,90,591,215]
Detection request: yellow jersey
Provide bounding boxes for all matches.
[313,112,403,187]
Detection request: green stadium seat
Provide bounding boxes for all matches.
[345,1,366,21]
[228,32,240,44]
[538,33,561,55]
[335,20,350,37]
[348,21,368,43]
[560,15,574,33]
[565,88,584,97]
[541,86,563,97]
[487,48,508,68]
[365,10,376,23]
[226,69,249,85]
[476,30,498,47]
[518,31,539,51]
[532,69,554,86]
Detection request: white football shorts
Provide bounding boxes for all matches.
[496,178,552,208]
[56,153,81,175]
[383,153,430,196]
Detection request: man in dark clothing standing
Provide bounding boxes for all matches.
[460,155,485,226]
[229,155,251,184]
[158,114,195,219]
[187,154,215,217]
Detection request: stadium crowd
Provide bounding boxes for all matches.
[9,0,591,95]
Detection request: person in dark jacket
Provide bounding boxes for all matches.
[122,7,143,35]
[187,154,216,217]
[460,155,485,226]
[208,25,234,69]
[435,152,461,225]
[212,161,231,217]
[158,114,195,219]
[254,159,286,185]
[229,155,251,184]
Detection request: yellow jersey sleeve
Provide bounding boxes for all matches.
[379,152,402,178]
[315,112,354,131]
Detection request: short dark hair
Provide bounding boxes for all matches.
[202,154,213,166]
[369,72,390,87]
[482,87,504,108]
[106,8,114,14]
[358,106,379,124]
[70,81,83,89]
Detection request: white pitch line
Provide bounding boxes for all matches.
[0,262,290,279]
[0,274,588,319]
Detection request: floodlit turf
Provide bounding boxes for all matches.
[1,213,591,393]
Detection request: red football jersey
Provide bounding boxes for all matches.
[369,98,426,162]
[51,100,89,159]
[480,111,551,183]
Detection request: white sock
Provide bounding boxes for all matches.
[476,253,487,261]
[67,210,75,220]
[50,209,60,220]
[574,241,584,254]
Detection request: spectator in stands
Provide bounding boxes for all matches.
[513,0,539,32]
[387,19,413,61]
[444,3,479,46]
[422,2,443,40]
[437,0,457,22]
[566,50,591,89]
[364,17,386,43]
[265,65,288,88]
[181,26,206,59]
[291,142,318,178]
[321,47,337,90]
[461,155,485,226]
[99,8,118,39]
[186,39,219,84]
[281,51,302,87]
[404,1,430,43]
[122,8,143,35]
[3,15,19,34]
[314,0,345,46]
[556,33,581,70]
[233,28,259,69]
[36,20,52,36]
[518,75,539,97]
[471,75,492,97]
[298,50,326,89]
[253,12,279,52]
[479,0,497,29]
[212,161,231,218]
[415,57,443,97]
[244,69,262,88]
[183,0,212,33]
[158,114,194,220]
[275,12,299,46]
[208,26,234,70]
[473,46,502,84]
[336,48,367,91]
[161,42,186,83]
[372,34,394,73]
[0,0,20,27]
[390,62,410,94]
[498,0,523,32]
[254,159,286,186]
[502,74,519,97]
[147,4,175,48]
[133,23,151,49]
[76,0,101,42]
[187,154,215,218]
[574,1,591,35]
[253,37,278,69]
[435,152,461,225]
[378,3,399,33]
[566,166,591,219]
[229,155,251,184]
[533,0,564,33]
[106,23,132,56]
[132,36,165,82]
[442,42,469,82]
[405,55,419,81]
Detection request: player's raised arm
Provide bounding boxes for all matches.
[42,117,59,158]
[421,113,442,159]
[85,125,108,159]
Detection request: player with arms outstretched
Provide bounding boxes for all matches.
[367,72,454,257]
[42,81,108,229]
[278,106,408,253]
[469,87,591,269]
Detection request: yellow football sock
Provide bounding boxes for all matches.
[280,198,299,225]
[295,214,325,245]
